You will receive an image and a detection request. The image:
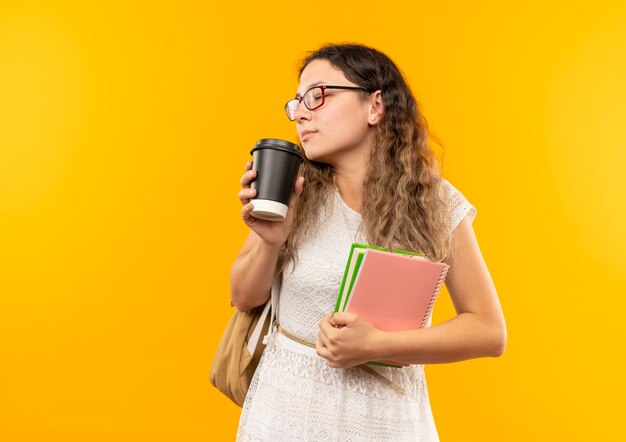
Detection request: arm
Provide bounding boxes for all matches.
[317,215,507,367]
[230,161,304,312]
[230,232,283,312]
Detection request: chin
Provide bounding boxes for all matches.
[300,137,328,158]
[302,147,332,164]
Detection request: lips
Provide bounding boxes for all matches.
[300,130,317,141]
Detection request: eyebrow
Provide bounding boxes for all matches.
[295,81,327,99]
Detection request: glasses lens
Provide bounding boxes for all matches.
[304,87,324,110]
[285,99,299,120]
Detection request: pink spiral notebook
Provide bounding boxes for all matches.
[336,244,450,367]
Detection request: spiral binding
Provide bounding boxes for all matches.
[419,264,450,329]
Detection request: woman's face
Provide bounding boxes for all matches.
[294,59,373,165]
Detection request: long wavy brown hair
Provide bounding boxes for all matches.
[285,43,453,266]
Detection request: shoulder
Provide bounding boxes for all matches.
[440,178,477,232]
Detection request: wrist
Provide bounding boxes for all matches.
[369,328,391,361]
[257,235,285,253]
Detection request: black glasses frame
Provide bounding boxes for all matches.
[284,85,370,121]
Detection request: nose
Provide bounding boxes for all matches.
[293,100,312,123]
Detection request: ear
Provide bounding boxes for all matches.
[367,90,384,125]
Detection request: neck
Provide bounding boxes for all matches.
[333,151,369,213]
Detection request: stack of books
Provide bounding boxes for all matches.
[335,243,450,367]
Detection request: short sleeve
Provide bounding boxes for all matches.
[442,178,477,233]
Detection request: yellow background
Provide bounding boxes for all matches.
[1,0,625,440]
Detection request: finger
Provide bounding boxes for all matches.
[318,321,331,345]
[319,312,334,331]
[315,338,334,361]
[291,176,305,204]
[328,314,339,328]
[244,160,253,172]
[238,188,257,205]
[293,176,305,197]
[285,176,305,213]
[315,338,325,355]
[240,169,257,187]
[328,319,344,330]
[318,321,336,348]
[331,312,355,326]
[242,202,257,224]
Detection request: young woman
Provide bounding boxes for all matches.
[230,43,506,441]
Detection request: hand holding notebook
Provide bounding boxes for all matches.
[335,243,450,367]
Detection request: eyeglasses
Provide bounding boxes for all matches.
[284,85,370,121]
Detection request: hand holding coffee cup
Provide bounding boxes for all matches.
[239,160,304,248]
[248,139,303,221]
